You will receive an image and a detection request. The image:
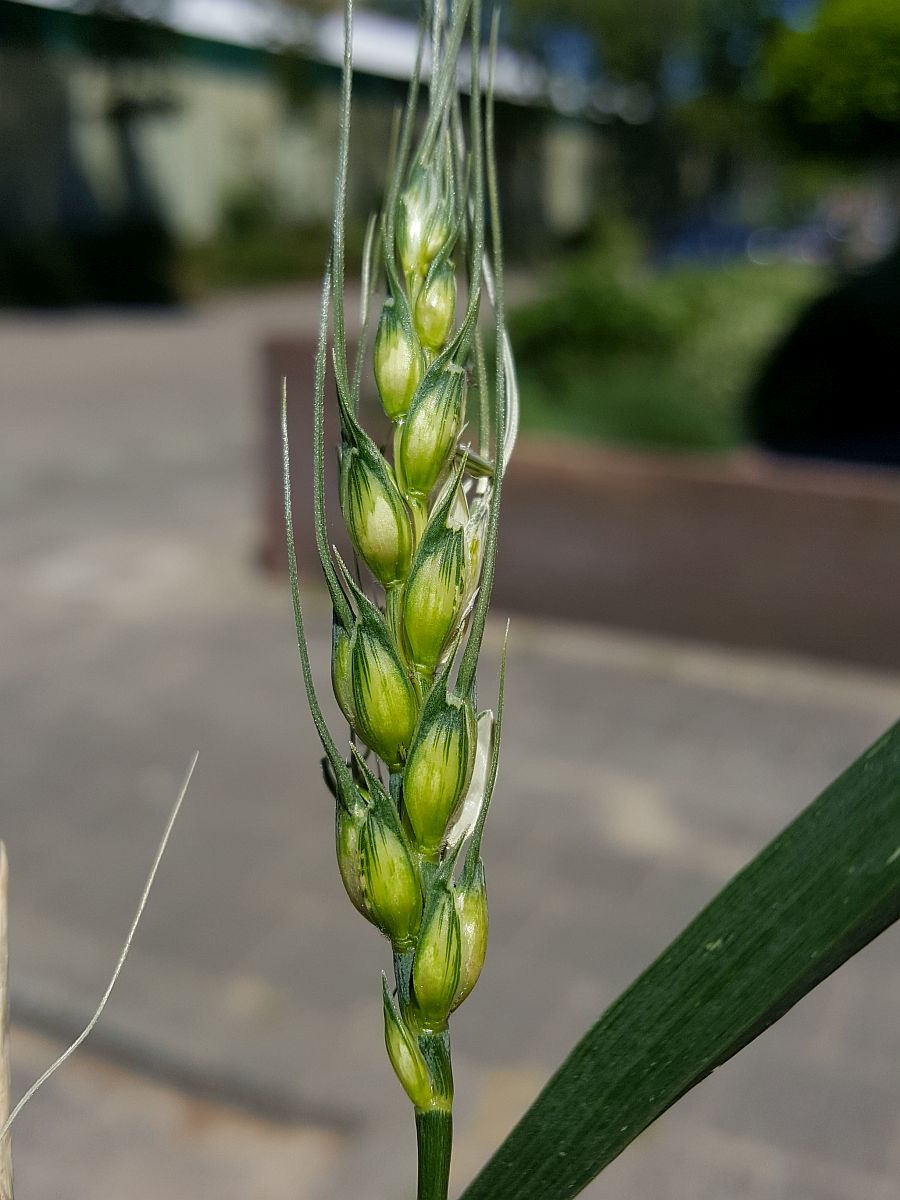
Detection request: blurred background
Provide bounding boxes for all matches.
[2,0,900,1198]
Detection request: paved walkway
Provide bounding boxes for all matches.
[2,291,900,1200]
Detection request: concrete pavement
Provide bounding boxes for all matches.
[2,290,900,1200]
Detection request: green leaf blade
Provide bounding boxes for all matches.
[462,721,900,1200]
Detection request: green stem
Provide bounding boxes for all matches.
[394,859,453,1199]
[386,584,404,650]
[416,1108,453,1200]
[395,938,454,1200]
[410,497,429,546]
[416,1023,454,1200]
[393,947,414,1012]
[408,268,424,314]
[415,662,436,697]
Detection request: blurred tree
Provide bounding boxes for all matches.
[508,0,781,87]
[764,0,900,157]
[509,0,691,83]
[505,0,781,235]
[281,0,419,13]
[749,245,900,464]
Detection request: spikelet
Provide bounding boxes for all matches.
[283,0,518,1118]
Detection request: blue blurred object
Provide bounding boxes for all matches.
[542,23,597,82]
[657,215,838,268]
[661,50,703,105]
[780,0,820,32]
[657,217,757,266]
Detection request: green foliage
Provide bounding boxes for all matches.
[510,242,825,450]
[179,177,368,294]
[765,0,900,156]
[510,0,689,82]
[463,721,900,1200]
[180,222,361,293]
[509,0,777,89]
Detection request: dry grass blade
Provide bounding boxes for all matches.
[0,754,197,1145]
[0,845,12,1200]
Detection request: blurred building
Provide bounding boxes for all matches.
[0,0,608,301]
